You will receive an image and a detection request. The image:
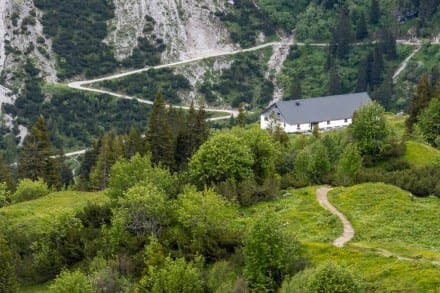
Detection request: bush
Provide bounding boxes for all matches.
[12,178,50,203]
[49,269,94,293]
[280,262,364,293]
[0,182,12,208]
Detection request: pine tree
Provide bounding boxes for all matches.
[380,29,397,59]
[331,10,352,59]
[370,45,384,88]
[370,0,380,24]
[237,103,247,128]
[406,74,433,131]
[356,57,368,92]
[356,13,368,40]
[290,78,302,100]
[0,155,15,192]
[328,65,343,95]
[125,126,144,158]
[89,132,119,190]
[18,117,60,188]
[146,91,175,170]
[78,137,102,190]
[194,102,209,147]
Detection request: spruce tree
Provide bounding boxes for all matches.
[370,45,384,88]
[328,65,343,95]
[356,13,368,40]
[380,29,397,59]
[18,117,60,188]
[0,155,15,192]
[237,103,247,128]
[146,91,175,170]
[78,137,102,190]
[370,0,380,24]
[290,78,302,100]
[194,102,209,147]
[356,57,368,92]
[125,126,144,158]
[89,132,119,190]
[331,10,352,59]
[406,74,433,131]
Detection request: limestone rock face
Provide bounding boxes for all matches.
[0,0,57,86]
[107,0,235,62]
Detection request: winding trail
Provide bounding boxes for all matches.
[64,37,439,158]
[316,187,354,247]
[315,187,440,266]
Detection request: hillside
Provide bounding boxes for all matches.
[2,184,439,292]
[0,0,438,153]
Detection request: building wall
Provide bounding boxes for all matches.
[260,115,352,133]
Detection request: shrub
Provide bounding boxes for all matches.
[280,262,364,293]
[49,269,94,293]
[138,256,204,293]
[12,178,49,203]
[0,182,12,208]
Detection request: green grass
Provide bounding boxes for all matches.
[0,190,107,232]
[403,141,440,167]
[21,282,51,293]
[329,183,440,262]
[307,243,440,292]
[242,187,341,243]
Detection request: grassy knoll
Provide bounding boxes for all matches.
[403,141,440,167]
[242,187,341,243]
[0,190,107,231]
[245,185,440,291]
[329,183,440,262]
[308,243,440,292]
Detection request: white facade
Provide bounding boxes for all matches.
[260,114,352,133]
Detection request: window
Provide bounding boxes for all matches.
[297,124,300,129]
[344,118,348,123]
[264,116,268,121]
[327,121,331,125]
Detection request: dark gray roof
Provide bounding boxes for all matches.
[263,92,372,124]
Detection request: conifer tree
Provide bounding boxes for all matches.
[89,132,121,190]
[356,57,368,92]
[290,78,302,100]
[328,65,343,95]
[370,0,380,24]
[356,13,368,40]
[380,29,397,59]
[194,102,209,147]
[78,137,102,190]
[331,10,352,59]
[125,126,144,158]
[237,103,247,128]
[18,117,60,188]
[0,155,15,192]
[146,91,175,170]
[370,45,384,88]
[406,74,433,131]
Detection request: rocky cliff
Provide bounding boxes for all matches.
[106,0,235,63]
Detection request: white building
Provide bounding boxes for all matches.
[261,92,372,133]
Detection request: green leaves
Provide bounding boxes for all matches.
[189,132,254,186]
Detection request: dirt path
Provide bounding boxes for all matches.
[316,187,354,247]
[392,45,421,83]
